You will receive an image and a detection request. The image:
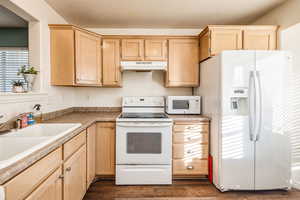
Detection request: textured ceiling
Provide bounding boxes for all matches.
[45,0,287,28]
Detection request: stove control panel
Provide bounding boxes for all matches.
[122,96,165,107]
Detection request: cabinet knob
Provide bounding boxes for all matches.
[59,174,64,179]
[66,167,72,172]
[187,137,192,141]
[186,165,194,170]
[187,150,192,154]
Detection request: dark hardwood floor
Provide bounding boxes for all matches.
[83,180,300,200]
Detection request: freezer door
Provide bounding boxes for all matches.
[254,51,291,190]
[219,51,256,191]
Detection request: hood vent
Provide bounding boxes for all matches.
[120,61,167,71]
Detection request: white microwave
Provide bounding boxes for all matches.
[165,96,201,114]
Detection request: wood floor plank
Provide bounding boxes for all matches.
[83,180,300,200]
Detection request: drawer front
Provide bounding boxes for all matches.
[4,147,62,200]
[173,143,208,159]
[173,159,208,175]
[63,130,86,160]
[173,132,208,144]
[173,124,209,133]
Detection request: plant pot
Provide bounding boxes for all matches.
[12,86,24,93]
[23,74,36,92]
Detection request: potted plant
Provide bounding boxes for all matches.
[18,65,39,92]
[11,80,25,93]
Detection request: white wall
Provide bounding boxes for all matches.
[0,0,76,121]
[252,0,300,29]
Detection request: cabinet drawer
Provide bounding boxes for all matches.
[173,124,209,133]
[63,130,86,160]
[173,143,208,159]
[3,147,62,200]
[173,132,208,144]
[173,159,208,175]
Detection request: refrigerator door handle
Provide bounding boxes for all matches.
[254,71,262,141]
[248,71,255,141]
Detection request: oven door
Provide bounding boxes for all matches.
[116,122,172,165]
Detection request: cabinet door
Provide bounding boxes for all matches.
[96,122,115,175]
[144,39,167,61]
[167,39,199,87]
[243,29,277,50]
[75,30,102,85]
[199,30,210,61]
[87,124,96,188]
[64,145,87,200]
[103,39,121,86]
[121,39,144,60]
[210,28,242,56]
[25,167,62,200]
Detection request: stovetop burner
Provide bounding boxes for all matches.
[119,113,169,119]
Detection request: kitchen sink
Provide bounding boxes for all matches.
[0,123,81,137]
[0,123,81,169]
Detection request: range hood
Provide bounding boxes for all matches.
[120,61,167,71]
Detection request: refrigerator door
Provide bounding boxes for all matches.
[219,51,256,191]
[254,51,291,190]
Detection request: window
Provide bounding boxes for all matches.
[0,48,29,92]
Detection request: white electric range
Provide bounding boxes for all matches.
[116,96,173,185]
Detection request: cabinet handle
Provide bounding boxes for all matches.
[59,174,64,179]
[66,167,72,172]
[187,137,192,141]
[186,165,194,170]
[187,150,192,154]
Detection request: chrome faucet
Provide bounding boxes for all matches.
[0,114,24,133]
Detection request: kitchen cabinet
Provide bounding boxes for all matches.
[166,39,199,87]
[87,124,96,188]
[75,30,102,85]
[2,147,62,200]
[121,39,144,60]
[63,145,87,200]
[199,25,278,61]
[172,121,209,178]
[25,167,63,200]
[102,39,121,86]
[96,122,116,176]
[243,27,277,50]
[144,39,167,61]
[121,38,167,61]
[49,25,102,86]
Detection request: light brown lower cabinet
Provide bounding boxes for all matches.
[87,124,96,188]
[96,122,116,176]
[63,144,87,200]
[25,167,63,200]
[172,121,210,177]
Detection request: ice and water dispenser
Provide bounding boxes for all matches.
[230,87,248,115]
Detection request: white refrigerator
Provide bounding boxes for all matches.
[195,50,292,191]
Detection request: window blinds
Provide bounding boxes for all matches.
[0,48,29,92]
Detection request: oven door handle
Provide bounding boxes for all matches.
[117,122,172,127]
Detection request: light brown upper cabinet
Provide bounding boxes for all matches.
[75,30,102,85]
[243,27,277,50]
[199,25,278,62]
[121,38,167,61]
[49,25,102,86]
[102,39,121,86]
[166,39,199,87]
[121,39,144,60]
[144,39,167,61]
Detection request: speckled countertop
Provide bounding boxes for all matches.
[0,111,209,184]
